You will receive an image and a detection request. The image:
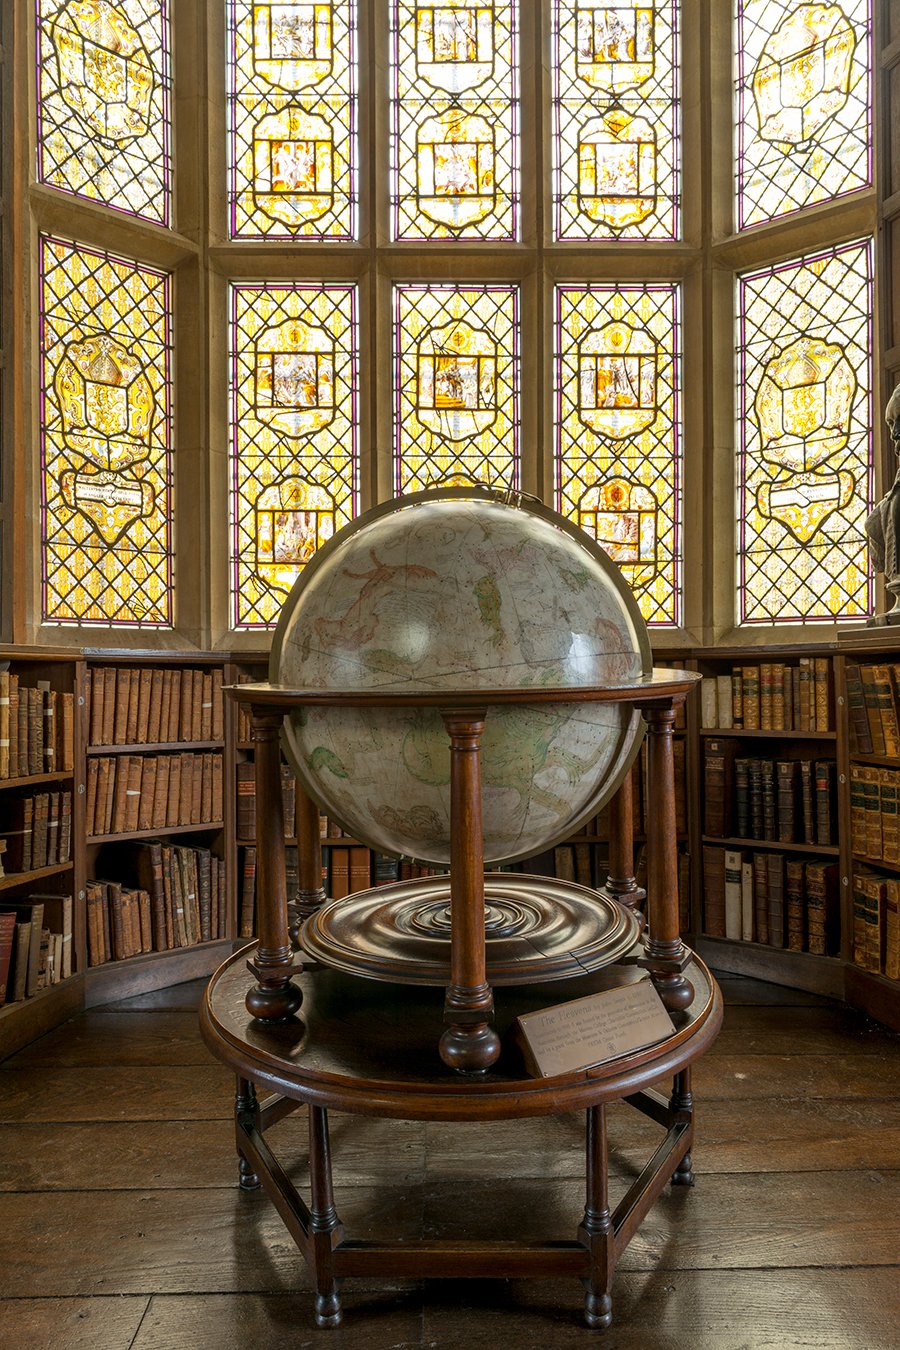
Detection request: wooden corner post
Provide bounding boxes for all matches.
[245,707,303,1021]
[439,709,501,1074]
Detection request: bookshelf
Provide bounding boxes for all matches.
[79,653,232,1009]
[690,644,848,1002]
[0,649,82,1057]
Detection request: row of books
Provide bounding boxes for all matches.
[552,841,691,931]
[0,674,75,780]
[85,665,225,747]
[87,843,227,965]
[849,764,900,864]
[699,659,832,731]
[236,761,296,840]
[704,740,835,846]
[86,753,224,837]
[2,791,73,873]
[0,894,72,1005]
[845,662,900,757]
[702,846,838,954]
[852,867,900,980]
[238,845,447,936]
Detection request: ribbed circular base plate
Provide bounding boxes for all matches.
[300,873,642,986]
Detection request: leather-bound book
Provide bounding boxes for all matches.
[239,847,257,938]
[167,756,183,828]
[200,672,212,741]
[734,758,751,838]
[349,846,371,895]
[767,852,784,948]
[107,881,126,960]
[136,668,153,744]
[160,846,175,949]
[197,848,212,943]
[45,791,60,867]
[2,669,16,776]
[178,753,195,825]
[152,756,170,829]
[123,756,143,833]
[742,665,760,729]
[843,663,871,753]
[147,670,163,743]
[138,758,157,831]
[125,669,140,744]
[58,791,72,864]
[110,757,129,834]
[8,674,19,777]
[885,878,900,981]
[5,796,34,872]
[168,670,182,743]
[776,760,797,844]
[752,851,769,946]
[32,793,49,870]
[191,670,204,741]
[211,669,224,740]
[703,738,737,837]
[701,844,726,937]
[179,671,193,742]
[158,670,172,743]
[137,888,152,954]
[113,670,130,745]
[806,859,838,956]
[330,846,350,900]
[84,882,104,966]
[760,759,776,839]
[28,687,43,776]
[236,762,255,839]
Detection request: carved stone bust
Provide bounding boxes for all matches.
[865,382,900,624]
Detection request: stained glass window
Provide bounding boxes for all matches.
[552,1,680,241]
[737,240,872,624]
[736,0,871,230]
[394,284,519,494]
[228,1,357,239]
[40,236,172,626]
[230,283,358,628]
[555,284,681,625]
[37,0,172,226]
[391,1,519,241]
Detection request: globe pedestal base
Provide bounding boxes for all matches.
[300,874,643,987]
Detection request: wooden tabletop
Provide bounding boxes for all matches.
[201,945,722,1122]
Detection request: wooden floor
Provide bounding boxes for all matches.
[1,973,899,1349]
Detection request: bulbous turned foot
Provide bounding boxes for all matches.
[315,1291,343,1328]
[245,979,303,1022]
[238,1155,260,1190]
[653,972,694,1013]
[439,1022,501,1074]
[584,1290,612,1329]
[672,1151,694,1186]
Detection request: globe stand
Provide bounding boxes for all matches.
[596,767,646,915]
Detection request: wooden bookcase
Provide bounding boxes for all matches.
[3,639,900,1056]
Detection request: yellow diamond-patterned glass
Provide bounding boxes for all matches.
[555,285,681,626]
[394,284,519,493]
[37,0,172,224]
[40,236,172,627]
[552,1,680,240]
[228,1,357,239]
[391,1,518,240]
[230,283,358,629]
[736,0,871,229]
[737,240,873,623]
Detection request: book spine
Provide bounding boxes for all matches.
[844,663,871,754]
[752,851,769,946]
[743,666,760,730]
[125,669,140,744]
[776,760,797,844]
[813,658,831,732]
[724,849,743,940]
[731,669,743,729]
[701,845,726,937]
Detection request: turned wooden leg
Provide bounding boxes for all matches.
[291,784,327,949]
[308,1105,344,1328]
[637,701,693,1013]
[578,1104,614,1329]
[670,1066,695,1186]
[598,768,646,915]
[438,710,500,1075]
[246,709,303,1021]
[235,1077,260,1190]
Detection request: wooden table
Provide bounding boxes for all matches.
[201,947,723,1329]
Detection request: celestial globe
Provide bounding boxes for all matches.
[271,487,651,867]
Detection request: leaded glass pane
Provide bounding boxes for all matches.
[228,1,357,240]
[555,284,681,625]
[552,1,680,241]
[230,283,358,628]
[737,240,872,624]
[40,236,172,626]
[391,1,519,241]
[36,0,172,226]
[394,284,519,493]
[736,0,871,230]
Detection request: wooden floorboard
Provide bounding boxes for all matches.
[0,967,898,1347]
